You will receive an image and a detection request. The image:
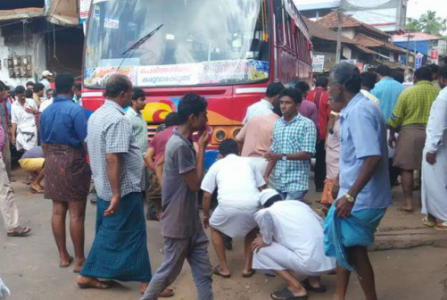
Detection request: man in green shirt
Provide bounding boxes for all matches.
[125,88,151,196]
[388,67,439,212]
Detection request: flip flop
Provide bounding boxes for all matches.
[77,279,115,290]
[242,269,256,278]
[7,226,31,237]
[213,266,231,278]
[140,286,174,297]
[434,222,447,231]
[422,217,436,228]
[271,288,307,300]
[301,279,327,293]
[59,256,73,268]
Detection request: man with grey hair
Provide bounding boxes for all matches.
[323,63,392,300]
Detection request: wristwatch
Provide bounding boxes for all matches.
[281,155,287,161]
[345,193,355,203]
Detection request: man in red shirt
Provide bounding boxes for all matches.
[144,112,179,218]
[307,76,331,192]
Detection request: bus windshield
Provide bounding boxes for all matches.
[84,0,271,88]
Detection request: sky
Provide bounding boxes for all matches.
[295,0,447,20]
[406,0,447,19]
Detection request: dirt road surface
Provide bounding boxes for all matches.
[1,169,446,300]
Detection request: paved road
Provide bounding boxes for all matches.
[1,169,446,300]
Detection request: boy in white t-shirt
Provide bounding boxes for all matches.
[201,139,265,279]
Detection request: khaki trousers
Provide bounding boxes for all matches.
[0,157,19,230]
[1,138,11,179]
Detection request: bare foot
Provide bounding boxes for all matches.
[140,282,149,294]
[30,183,44,193]
[74,258,86,273]
[59,256,73,268]
[398,206,413,213]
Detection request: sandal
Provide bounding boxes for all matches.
[77,279,114,290]
[160,287,175,298]
[422,217,436,228]
[301,279,327,293]
[7,226,31,237]
[271,288,307,300]
[242,269,256,278]
[59,256,73,268]
[213,266,231,278]
[434,222,447,231]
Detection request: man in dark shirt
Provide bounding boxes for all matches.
[141,93,213,300]
[40,74,91,273]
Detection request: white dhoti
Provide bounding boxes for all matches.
[210,206,258,238]
[16,125,37,151]
[421,148,447,221]
[421,88,447,222]
[253,241,336,276]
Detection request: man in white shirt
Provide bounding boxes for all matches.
[252,189,336,300]
[201,139,265,279]
[40,70,53,101]
[242,82,284,124]
[11,86,38,152]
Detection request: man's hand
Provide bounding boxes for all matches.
[335,195,354,219]
[331,183,340,200]
[264,152,281,162]
[10,136,16,146]
[198,131,209,150]
[251,237,268,253]
[104,195,120,217]
[426,152,437,165]
[388,134,397,149]
[25,107,37,115]
[203,216,210,229]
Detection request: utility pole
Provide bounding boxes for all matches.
[335,0,345,63]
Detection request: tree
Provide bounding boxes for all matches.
[406,11,447,37]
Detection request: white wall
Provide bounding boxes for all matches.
[0,28,47,88]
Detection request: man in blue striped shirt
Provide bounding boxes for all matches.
[264,88,317,201]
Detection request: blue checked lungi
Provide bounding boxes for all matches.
[323,204,386,273]
[81,192,152,282]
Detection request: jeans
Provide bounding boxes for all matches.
[278,190,307,201]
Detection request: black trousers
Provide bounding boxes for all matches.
[314,140,327,191]
[389,158,400,186]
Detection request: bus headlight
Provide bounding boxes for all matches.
[231,127,241,139]
[214,128,227,142]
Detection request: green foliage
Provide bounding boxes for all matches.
[406,11,447,37]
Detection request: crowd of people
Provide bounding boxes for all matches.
[0,59,446,300]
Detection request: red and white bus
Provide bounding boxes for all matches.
[81,0,312,165]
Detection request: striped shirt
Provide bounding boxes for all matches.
[388,81,439,129]
[87,100,144,200]
[270,114,317,192]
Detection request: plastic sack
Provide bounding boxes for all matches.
[0,278,10,299]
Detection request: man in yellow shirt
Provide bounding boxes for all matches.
[388,67,439,212]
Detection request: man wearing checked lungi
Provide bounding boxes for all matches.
[323,63,392,300]
[77,75,172,297]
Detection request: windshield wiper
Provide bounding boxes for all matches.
[115,24,164,73]
[122,24,164,56]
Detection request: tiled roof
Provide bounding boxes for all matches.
[392,32,443,42]
[355,33,407,54]
[0,7,44,22]
[355,45,380,55]
[316,11,389,38]
[303,17,357,44]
